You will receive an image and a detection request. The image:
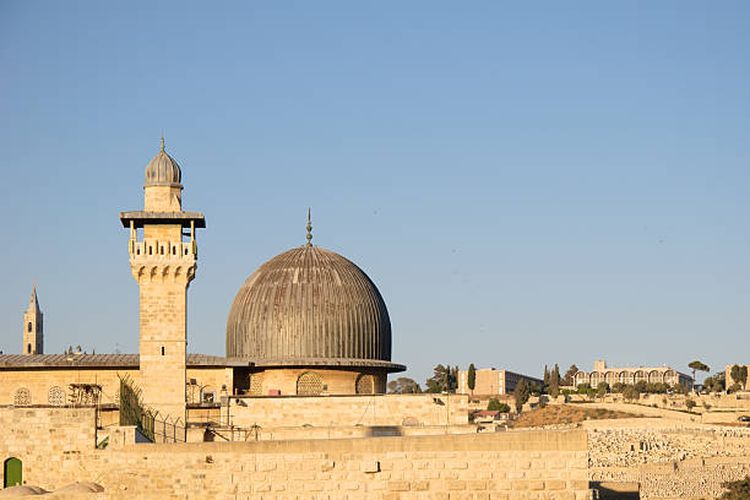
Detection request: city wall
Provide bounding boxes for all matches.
[225,393,470,429]
[0,406,592,499]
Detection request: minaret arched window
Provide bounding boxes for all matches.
[27,344,31,354]
[27,322,32,333]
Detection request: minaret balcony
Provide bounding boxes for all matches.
[129,239,197,260]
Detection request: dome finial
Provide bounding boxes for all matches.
[306,208,313,247]
[160,134,165,152]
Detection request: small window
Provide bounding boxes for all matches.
[148,246,152,255]
[160,246,164,255]
[172,246,176,255]
[27,322,32,333]
[27,344,31,354]
[161,346,165,356]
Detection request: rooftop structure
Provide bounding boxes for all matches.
[574,360,693,389]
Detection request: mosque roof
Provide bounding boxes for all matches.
[0,353,226,369]
[0,353,405,372]
[226,233,402,372]
[225,211,402,371]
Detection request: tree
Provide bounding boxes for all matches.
[425,364,458,393]
[563,364,579,386]
[543,365,550,388]
[387,377,421,394]
[549,364,560,399]
[596,382,609,399]
[704,372,726,393]
[487,399,511,413]
[623,385,640,402]
[513,379,530,413]
[467,363,476,396]
[731,365,748,390]
[688,360,710,384]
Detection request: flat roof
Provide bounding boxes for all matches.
[119,211,206,229]
[0,353,225,369]
[0,354,405,372]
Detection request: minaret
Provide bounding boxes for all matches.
[120,138,205,421]
[22,287,43,355]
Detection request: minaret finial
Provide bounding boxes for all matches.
[306,208,313,247]
[160,135,165,152]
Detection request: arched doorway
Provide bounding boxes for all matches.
[3,457,22,488]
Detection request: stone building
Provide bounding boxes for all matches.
[0,141,404,421]
[457,368,542,396]
[574,360,693,389]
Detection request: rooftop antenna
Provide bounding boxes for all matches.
[306,208,313,247]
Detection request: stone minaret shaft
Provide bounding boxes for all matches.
[120,142,205,422]
[22,288,43,355]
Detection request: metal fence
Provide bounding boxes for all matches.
[118,374,186,443]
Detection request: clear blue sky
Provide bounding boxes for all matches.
[1,2,748,385]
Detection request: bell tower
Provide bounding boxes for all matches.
[120,139,205,421]
[22,287,43,355]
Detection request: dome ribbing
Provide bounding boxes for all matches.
[144,139,182,187]
[226,245,392,363]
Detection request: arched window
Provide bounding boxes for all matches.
[161,346,165,356]
[14,388,31,406]
[27,344,31,354]
[27,322,32,332]
[296,372,324,396]
[48,386,66,406]
[356,374,375,395]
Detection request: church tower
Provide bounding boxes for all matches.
[120,139,205,421]
[22,287,43,355]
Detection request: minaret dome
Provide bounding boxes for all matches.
[144,137,182,188]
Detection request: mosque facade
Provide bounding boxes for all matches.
[0,142,404,421]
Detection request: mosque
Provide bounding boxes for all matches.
[0,141,405,422]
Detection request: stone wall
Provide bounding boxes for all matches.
[0,366,228,408]
[224,393,470,429]
[0,407,592,498]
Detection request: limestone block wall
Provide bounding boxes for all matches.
[0,407,95,487]
[0,368,139,406]
[0,366,226,410]
[225,393,470,429]
[0,407,592,498]
[241,367,386,396]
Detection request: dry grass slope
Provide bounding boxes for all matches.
[513,404,640,428]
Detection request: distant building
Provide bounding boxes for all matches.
[574,360,693,389]
[457,368,543,396]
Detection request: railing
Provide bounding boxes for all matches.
[129,239,197,259]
